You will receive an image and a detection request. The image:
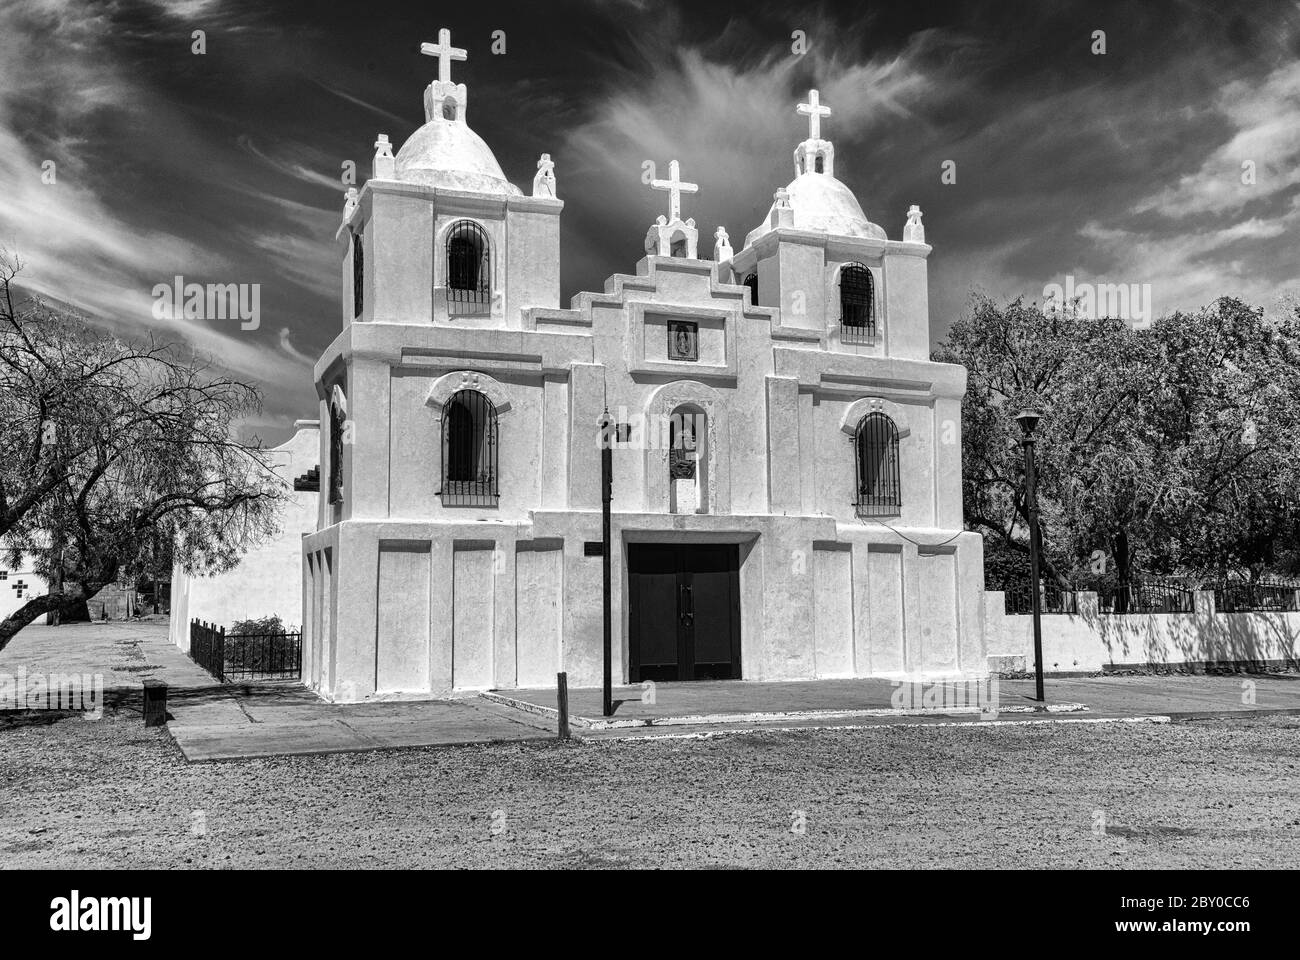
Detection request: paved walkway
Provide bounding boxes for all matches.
[0,622,551,760]
[4,621,1300,758]
[491,673,1300,739]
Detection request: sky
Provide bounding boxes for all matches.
[2,0,1299,445]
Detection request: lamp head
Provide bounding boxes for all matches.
[1014,409,1043,437]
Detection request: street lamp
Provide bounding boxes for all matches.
[1015,410,1046,702]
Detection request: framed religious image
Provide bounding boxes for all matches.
[667,320,698,361]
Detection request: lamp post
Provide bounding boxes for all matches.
[600,410,613,718]
[1015,410,1046,703]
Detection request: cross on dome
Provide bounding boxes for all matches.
[650,160,698,222]
[420,28,467,84]
[797,89,832,140]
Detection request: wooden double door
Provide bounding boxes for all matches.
[628,543,741,681]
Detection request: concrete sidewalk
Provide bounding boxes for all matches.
[5,621,1300,758]
[0,621,553,760]
[491,673,1300,740]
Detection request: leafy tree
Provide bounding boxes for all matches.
[936,293,1300,586]
[0,253,284,648]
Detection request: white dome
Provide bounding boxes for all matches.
[394,117,522,196]
[744,171,885,247]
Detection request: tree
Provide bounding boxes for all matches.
[935,293,1300,585]
[0,253,284,649]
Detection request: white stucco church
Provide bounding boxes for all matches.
[301,28,986,701]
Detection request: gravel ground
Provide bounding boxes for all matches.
[2,705,1298,868]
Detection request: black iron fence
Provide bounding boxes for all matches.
[188,619,302,682]
[1211,578,1300,613]
[190,619,226,681]
[1003,580,1079,615]
[1005,575,1300,615]
[1095,577,1196,614]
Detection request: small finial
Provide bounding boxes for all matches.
[904,204,926,243]
[373,134,395,180]
[713,226,734,263]
[532,153,557,198]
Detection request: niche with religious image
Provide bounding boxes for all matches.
[667,320,699,362]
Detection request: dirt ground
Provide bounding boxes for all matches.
[1,704,1298,869]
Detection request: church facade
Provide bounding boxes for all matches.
[301,29,986,702]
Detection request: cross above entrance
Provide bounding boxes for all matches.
[797,89,832,140]
[650,160,698,222]
[420,28,467,84]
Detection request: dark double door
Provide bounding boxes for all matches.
[628,543,741,682]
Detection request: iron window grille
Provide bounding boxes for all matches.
[445,220,491,316]
[352,230,364,318]
[840,262,875,344]
[854,412,900,516]
[440,388,499,505]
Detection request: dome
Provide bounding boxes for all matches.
[394,117,522,196]
[744,172,886,247]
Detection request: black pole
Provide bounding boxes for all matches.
[601,416,613,718]
[1023,434,1045,702]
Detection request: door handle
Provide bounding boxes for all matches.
[681,583,694,624]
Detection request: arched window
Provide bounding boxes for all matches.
[743,272,758,306]
[840,262,875,343]
[440,389,498,505]
[814,155,824,174]
[445,220,491,316]
[352,231,364,319]
[667,404,707,514]
[442,99,458,121]
[670,235,687,258]
[854,413,900,516]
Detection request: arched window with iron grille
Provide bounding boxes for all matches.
[743,272,758,306]
[840,262,875,343]
[854,412,900,516]
[352,231,364,319]
[440,389,498,505]
[445,220,491,316]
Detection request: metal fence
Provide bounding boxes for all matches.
[189,619,226,681]
[1003,580,1079,615]
[188,619,302,682]
[224,631,303,681]
[1211,578,1300,613]
[1095,578,1196,614]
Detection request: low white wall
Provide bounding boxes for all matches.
[170,422,319,652]
[0,554,48,623]
[984,590,1300,672]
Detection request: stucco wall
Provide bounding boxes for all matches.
[169,422,320,651]
[984,591,1300,671]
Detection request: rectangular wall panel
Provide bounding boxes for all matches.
[813,545,854,677]
[376,541,431,693]
[452,542,496,690]
[865,545,904,674]
[915,548,959,672]
[515,542,563,688]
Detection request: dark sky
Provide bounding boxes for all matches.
[3,0,1299,444]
